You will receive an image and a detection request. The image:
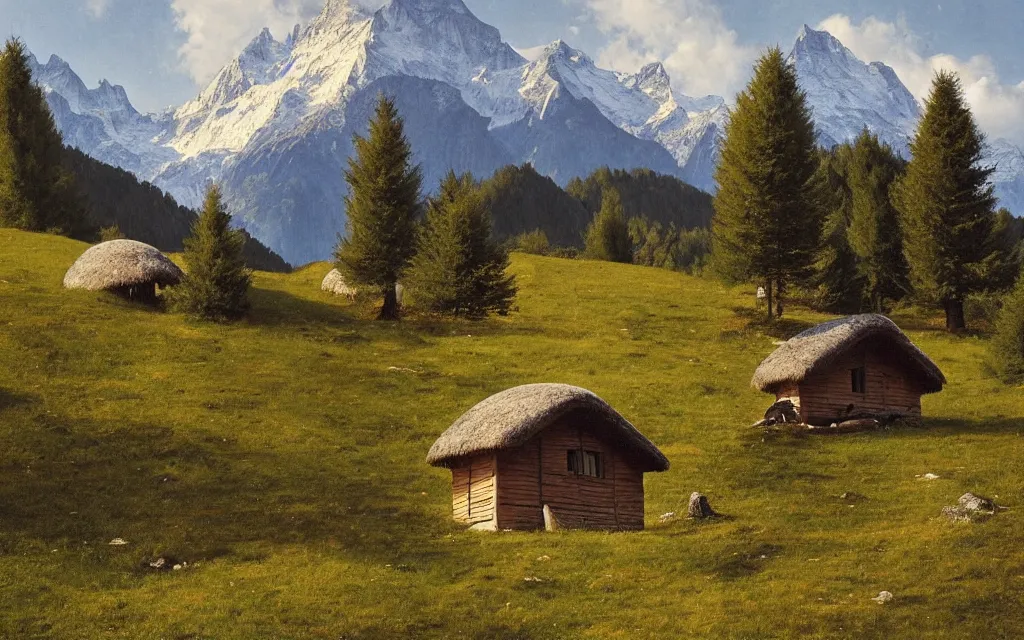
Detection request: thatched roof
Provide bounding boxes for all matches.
[427,384,670,472]
[64,240,183,291]
[751,314,945,394]
[322,269,357,296]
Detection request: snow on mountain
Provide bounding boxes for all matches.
[28,53,178,178]
[789,25,920,156]
[26,0,1024,262]
[790,24,1024,214]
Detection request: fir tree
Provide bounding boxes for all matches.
[712,48,822,319]
[406,171,517,318]
[992,268,1024,384]
[335,95,422,320]
[583,188,632,263]
[813,146,865,313]
[0,38,81,234]
[893,71,999,331]
[170,184,252,321]
[846,129,910,312]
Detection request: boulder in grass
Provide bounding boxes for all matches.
[942,492,998,522]
[687,492,718,519]
[64,240,183,302]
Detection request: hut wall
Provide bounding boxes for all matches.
[798,345,924,425]
[493,420,645,531]
[451,456,496,526]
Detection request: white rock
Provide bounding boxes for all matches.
[872,591,894,604]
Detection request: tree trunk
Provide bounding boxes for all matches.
[765,279,774,320]
[775,280,784,318]
[945,298,966,332]
[380,283,399,321]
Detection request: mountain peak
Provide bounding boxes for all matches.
[44,54,71,70]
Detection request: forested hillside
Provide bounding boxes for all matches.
[478,164,714,249]
[568,167,715,229]
[62,147,291,272]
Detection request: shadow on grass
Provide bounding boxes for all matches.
[887,417,1024,437]
[731,306,815,340]
[0,388,37,411]
[247,286,546,343]
[0,410,452,566]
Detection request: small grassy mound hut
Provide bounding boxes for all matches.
[322,269,358,298]
[64,240,183,302]
[322,269,405,304]
[427,384,669,532]
[752,314,946,426]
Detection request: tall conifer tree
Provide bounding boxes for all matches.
[846,129,910,312]
[712,48,821,319]
[406,171,516,318]
[992,267,1024,384]
[893,71,999,331]
[0,38,80,233]
[583,188,632,263]
[813,145,865,313]
[170,184,252,321]
[335,95,422,320]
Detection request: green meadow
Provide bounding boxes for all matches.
[1,228,1023,639]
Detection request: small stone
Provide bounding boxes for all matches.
[920,473,940,481]
[658,512,677,523]
[173,564,183,571]
[108,538,128,546]
[872,591,894,604]
[149,558,166,570]
[687,492,718,519]
[943,492,998,522]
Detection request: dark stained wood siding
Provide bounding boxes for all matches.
[797,343,924,425]
[490,419,646,531]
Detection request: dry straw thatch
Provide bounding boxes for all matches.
[322,269,358,297]
[427,383,670,472]
[751,314,945,394]
[322,269,405,304]
[63,240,183,291]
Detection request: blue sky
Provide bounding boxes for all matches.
[2,0,1022,141]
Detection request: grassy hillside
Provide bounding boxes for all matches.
[1,228,1022,639]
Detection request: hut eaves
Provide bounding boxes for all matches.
[751,314,945,394]
[64,240,183,291]
[427,383,670,472]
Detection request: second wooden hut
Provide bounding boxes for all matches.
[427,384,670,532]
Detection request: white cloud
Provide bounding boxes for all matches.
[818,14,1024,144]
[170,0,325,85]
[84,0,111,18]
[574,0,756,99]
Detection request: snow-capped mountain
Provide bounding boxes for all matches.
[790,25,1024,215]
[26,0,1024,264]
[789,26,919,155]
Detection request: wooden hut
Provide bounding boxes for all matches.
[64,240,183,302]
[752,314,946,426]
[426,384,670,532]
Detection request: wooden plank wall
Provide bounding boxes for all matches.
[799,345,924,425]
[493,420,645,531]
[451,456,496,525]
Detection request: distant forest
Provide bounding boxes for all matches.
[479,164,714,248]
[62,147,291,273]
